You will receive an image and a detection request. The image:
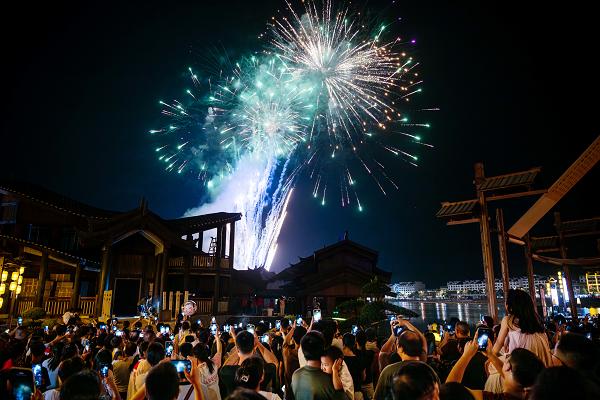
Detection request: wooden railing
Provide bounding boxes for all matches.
[14,296,96,317]
[17,297,35,315]
[167,255,232,270]
[45,297,70,316]
[79,297,96,316]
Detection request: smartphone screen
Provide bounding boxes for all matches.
[224,324,230,332]
[17,316,23,326]
[261,334,269,343]
[351,325,358,335]
[160,326,166,334]
[165,341,174,356]
[585,332,592,340]
[10,368,35,399]
[246,324,255,335]
[477,328,492,351]
[100,364,110,378]
[44,325,49,334]
[171,360,192,382]
[313,309,322,322]
[32,364,43,387]
[393,325,405,336]
[296,316,303,325]
[275,320,281,330]
[115,330,123,337]
[210,324,218,336]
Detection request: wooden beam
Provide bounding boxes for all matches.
[487,189,547,202]
[446,218,479,226]
[508,135,600,239]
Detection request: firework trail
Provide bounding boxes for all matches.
[153,0,433,270]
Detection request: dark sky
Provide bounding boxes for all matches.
[1,1,598,286]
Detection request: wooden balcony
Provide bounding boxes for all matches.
[168,255,231,270]
[15,296,96,317]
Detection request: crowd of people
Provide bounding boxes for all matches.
[1,288,599,400]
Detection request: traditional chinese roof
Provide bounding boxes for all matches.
[436,199,478,218]
[165,212,242,232]
[0,180,116,219]
[476,167,540,191]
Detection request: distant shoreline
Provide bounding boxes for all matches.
[390,299,489,305]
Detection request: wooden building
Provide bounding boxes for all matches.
[0,181,240,320]
[268,238,392,316]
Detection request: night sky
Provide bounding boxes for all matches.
[2,1,598,286]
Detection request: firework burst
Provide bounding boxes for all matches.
[152,0,434,269]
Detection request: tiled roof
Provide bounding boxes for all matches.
[476,168,540,191]
[166,212,242,231]
[0,181,115,220]
[436,199,478,218]
[0,233,100,267]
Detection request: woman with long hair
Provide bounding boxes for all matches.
[187,331,223,400]
[493,289,552,366]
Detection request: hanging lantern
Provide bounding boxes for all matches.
[19,266,25,275]
[16,285,22,295]
[0,297,3,308]
[1,270,7,282]
[0,283,5,294]
[11,271,19,281]
[9,281,17,291]
[17,275,23,285]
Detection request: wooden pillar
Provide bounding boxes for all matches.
[153,253,162,300]
[228,222,235,311]
[496,209,511,297]
[475,163,498,322]
[70,263,82,309]
[96,244,111,316]
[523,234,537,303]
[229,222,236,268]
[213,230,221,315]
[159,248,169,310]
[554,212,578,321]
[183,253,191,293]
[36,252,48,307]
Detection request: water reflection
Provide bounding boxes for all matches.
[392,300,506,330]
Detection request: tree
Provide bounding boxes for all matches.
[335,276,418,332]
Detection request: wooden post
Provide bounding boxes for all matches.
[159,248,168,308]
[70,263,82,309]
[554,212,578,321]
[496,209,511,297]
[36,252,48,307]
[96,245,111,316]
[183,253,191,293]
[523,235,537,303]
[229,222,236,268]
[475,163,498,322]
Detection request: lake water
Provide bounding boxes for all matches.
[390,300,507,331]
